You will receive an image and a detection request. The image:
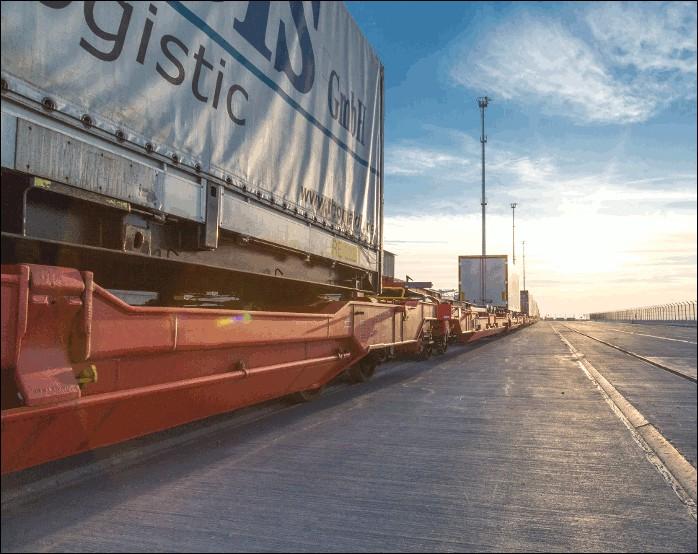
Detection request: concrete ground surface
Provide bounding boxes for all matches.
[570,321,697,379]
[561,322,697,467]
[582,321,697,342]
[1,323,696,552]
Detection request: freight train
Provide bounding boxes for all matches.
[0,1,538,474]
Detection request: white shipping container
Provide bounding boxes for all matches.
[458,255,520,312]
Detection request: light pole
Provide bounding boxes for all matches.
[521,240,526,291]
[510,203,517,264]
[478,96,490,304]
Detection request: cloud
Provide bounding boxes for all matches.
[663,201,698,211]
[585,1,697,75]
[492,156,556,185]
[384,131,697,221]
[385,145,470,176]
[449,3,697,124]
[385,125,558,189]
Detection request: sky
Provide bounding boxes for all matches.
[345,1,697,317]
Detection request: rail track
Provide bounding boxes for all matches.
[561,325,697,383]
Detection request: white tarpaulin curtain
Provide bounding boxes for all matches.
[1,0,383,245]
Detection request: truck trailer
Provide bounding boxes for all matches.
[520,290,539,318]
[458,255,521,313]
[1,1,384,305]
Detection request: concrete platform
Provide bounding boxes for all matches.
[562,322,697,467]
[574,321,697,373]
[2,323,696,552]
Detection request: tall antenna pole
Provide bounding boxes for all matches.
[510,203,517,264]
[478,96,490,304]
[522,240,527,290]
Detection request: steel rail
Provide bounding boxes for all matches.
[561,325,697,384]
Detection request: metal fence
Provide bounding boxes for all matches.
[589,301,697,322]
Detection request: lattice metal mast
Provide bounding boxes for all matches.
[522,240,527,290]
[478,96,490,304]
[510,203,517,264]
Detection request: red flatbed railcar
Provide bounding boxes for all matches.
[1,264,535,474]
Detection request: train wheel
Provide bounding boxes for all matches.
[434,336,448,355]
[346,357,377,383]
[416,340,432,361]
[290,386,324,403]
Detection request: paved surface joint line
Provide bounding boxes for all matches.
[553,326,697,516]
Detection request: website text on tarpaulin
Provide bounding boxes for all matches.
[300,188,374,239]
